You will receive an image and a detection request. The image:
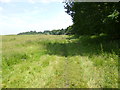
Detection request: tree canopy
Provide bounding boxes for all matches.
[64,2,120,38]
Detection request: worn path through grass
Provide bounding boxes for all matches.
[2,35,119,88]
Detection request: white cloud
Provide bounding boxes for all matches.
[27,0,63,3]
[0,10,72,35]
[0,0,11,3]
[38,0,63,3]
[0,7,3,11]
[0,0,63,3]
[0,15,26,34]
[27,0,35,4]
[26,11,73,31]
[48,11,73,29]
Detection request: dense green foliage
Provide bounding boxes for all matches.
[2,35,118,88]
[64,2,120,38]
[17,27,73,35]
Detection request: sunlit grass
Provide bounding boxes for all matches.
[2,35,119,88]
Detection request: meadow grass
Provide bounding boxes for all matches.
[2,35,119,88]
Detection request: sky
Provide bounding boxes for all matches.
[0,0,73,35]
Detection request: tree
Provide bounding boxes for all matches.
[64,1,120,38]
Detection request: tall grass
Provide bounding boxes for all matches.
[2,35,119,88]
[0,35,2,88]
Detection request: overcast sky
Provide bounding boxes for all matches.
[0,0,73,35]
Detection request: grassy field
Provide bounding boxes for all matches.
[2,35,119,88]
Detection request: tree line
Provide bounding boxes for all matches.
[17,27,72,35]
[64,1,120,39]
